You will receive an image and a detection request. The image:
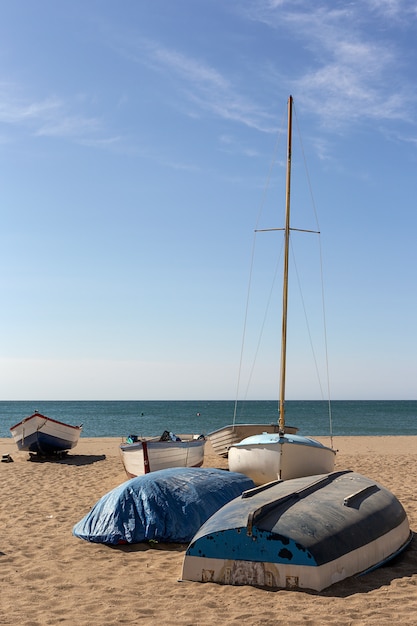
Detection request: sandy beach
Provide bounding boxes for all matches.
[1,435,416,625]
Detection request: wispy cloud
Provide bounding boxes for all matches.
[147,43,230,92]
[366,0,417,20]
[35,114,101,138]
[0,84,118,146]
[116,37,277,134]
[0,91,61,125]
[241,1,417,128]
[109,1,417,138]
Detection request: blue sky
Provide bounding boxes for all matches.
[1,0,416,400]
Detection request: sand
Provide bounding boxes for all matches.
[1,435,416,625]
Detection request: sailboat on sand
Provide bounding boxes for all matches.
[228,96,336,485]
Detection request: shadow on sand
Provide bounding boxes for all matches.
[101,532,417,597]
[28,453,106,466]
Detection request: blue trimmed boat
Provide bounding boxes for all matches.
[228,432,335,484]
[181,470,412,591]
[10,412,82,457]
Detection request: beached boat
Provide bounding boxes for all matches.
[228,96,335,484]
[9,412,82,457]
[73,467,255,544]
[119,431,206,478]
[181,470,412,591]
[208,422,298,458]
[229,431,335,484]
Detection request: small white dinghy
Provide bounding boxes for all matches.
[181,470,412,592]
[119,431,206,478]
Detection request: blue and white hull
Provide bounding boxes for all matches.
[181,470,412,591]
[10,412,82,456]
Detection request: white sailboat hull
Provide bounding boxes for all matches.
[228,433,335,485]
[120,436,206,478]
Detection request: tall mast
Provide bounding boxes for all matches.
[278,95,293,433]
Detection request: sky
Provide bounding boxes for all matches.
[1,0,416,401]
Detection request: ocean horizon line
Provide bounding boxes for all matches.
[1,398,416,403]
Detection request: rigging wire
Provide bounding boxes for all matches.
[293,102,334,446]
[241,236,284,404]
[232,99,334,447]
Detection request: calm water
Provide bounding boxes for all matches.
[1,400,416,439]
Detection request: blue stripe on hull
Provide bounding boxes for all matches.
[187,526,316,566]
[17,432,74,454]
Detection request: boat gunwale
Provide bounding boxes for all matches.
[120,437,206,452]
[10,412,83,432]
[230,433,336,453]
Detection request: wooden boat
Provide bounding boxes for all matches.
[10,412,82,457]
[208,422,297,458]
[228,96,335,483]
[119,431,206,478]
[181,470,412,591]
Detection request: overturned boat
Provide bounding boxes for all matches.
[181,470,412,591]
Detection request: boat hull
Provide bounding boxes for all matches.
[208,423,298,457]
[181,471,412,591]
[119,436,206,478]
[228,433,335,484]
[10,413,82,456]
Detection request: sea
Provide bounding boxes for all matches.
[1,400,416,439]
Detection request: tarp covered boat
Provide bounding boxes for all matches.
[181,470,412,591]
[73,467,255,544]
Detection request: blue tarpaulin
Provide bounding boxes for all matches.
[73,467,255,544]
